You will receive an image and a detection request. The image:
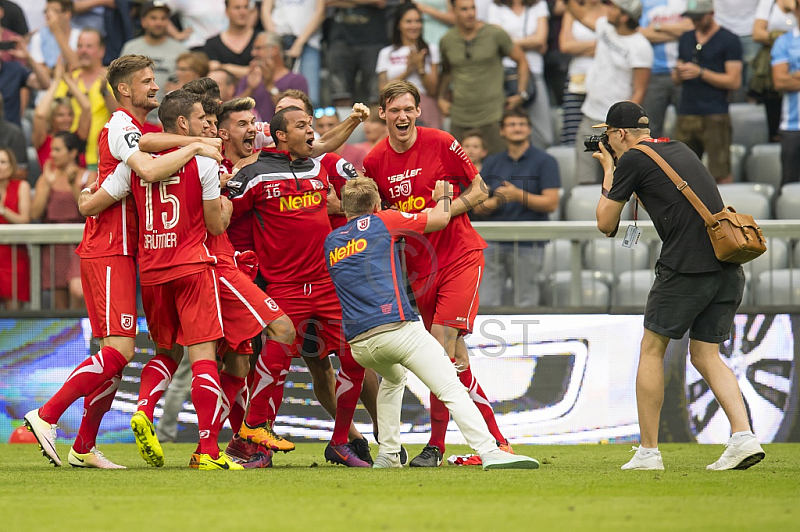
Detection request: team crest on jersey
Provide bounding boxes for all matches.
[380,304,392,314]
[357,218,370,231]
[341,162,358,178]
[121,314,134,330]
[124,132,141,149]
[265,298,280,312]
[310,179,325,190]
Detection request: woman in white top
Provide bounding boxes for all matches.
[262,0,325,107]
[752,0,796,141]
[557,0,603,145]
[486,0,552,148]
[376,3,443,129]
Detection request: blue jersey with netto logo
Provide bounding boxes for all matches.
[325,210,428,341]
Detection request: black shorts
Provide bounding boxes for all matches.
[644,262,744,343]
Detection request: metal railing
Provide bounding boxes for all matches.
[1,221,800,312]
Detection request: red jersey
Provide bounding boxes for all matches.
[363,127,487,278]
[225,149,332,284]
[203,157,237,262]
[102,154,221,285]
[76,109,142,258]
[222,156,256,253]
[317,152,358,230]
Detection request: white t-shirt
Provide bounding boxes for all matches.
[567,20,596,78]
[375,43,441,95]
[486,2,549,74]
[715,0,761,36]
[581,18,654,121]
[754,0,797,32]
[271,0,323,49]
[164,0,228,49]
[28,27,81,68]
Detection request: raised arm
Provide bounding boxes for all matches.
[559,12,596,56]
[311,103,370,157]
[61,71,92,141]
[564,0,598,32]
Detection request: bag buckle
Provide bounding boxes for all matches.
[677,181,688,191]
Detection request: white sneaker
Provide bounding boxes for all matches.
[706,434,765,471]
[480,449,540,470]
[23,409,61,467]
[68,447,126,469]
[621,446,664,470]
[372,452,402,468]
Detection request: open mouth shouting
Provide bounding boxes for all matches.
[242,133,255,153]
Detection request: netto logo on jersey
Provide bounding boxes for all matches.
[388,168,421,183]
[395,195,426,212]
[329,238,367,265]
[279,191,323,212]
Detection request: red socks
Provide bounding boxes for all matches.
[458,366,505,444]
[39,346,128,424]
[72,370,123,454]
[137,354,179,421]
[330,350,364,446]
[191,359,223,458]
[428,393,450,453]
[219,371,247,432]
[245,342,291,427]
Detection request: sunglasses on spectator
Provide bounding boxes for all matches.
[464,39,474,60]
[314,107,337,119]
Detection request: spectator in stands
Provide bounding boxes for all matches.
[0,36,51,126]
[639,0,693,139]
[33,61,90,168]
[472,107,560,307]
[558,0,602,145]
[416,0,455,44]
[28,0,80,70]
[326,0,388,107]
[262,0,324,106]
[235,31,308,121]
[673,0,742,184]
[0,2,24,64]
[487,0,553,149]
[121,1,188,107]
[440,0,530,155]
[313,107,368,173]
[566,0,652,184]
[165,50,210,93]
[461,129,488,170]
[352,105,387,154]
[71,0,109,34]
[714,0,760,101]
[53,28,114,171]
[204,0,258,80]
[208,68,238,101]
[0,94,29,181]
[0,0,28,36]
[164,0,227,49]
[377,3,442,130]
[752,0,795,143]
[771,0,800,186]
[31,132,88,309]
[544,0,570,106]
[19,0,46,35]
[0,147,31,309]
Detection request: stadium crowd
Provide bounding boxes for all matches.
[0,0,768,474]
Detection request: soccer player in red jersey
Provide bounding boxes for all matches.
[364,80,510,467]
[86,89,242,470]
[226,106,370,467]
[23,55,221,469]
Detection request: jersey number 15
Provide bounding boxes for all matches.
[139,176,181,231]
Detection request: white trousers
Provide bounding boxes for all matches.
[350,320,496,456]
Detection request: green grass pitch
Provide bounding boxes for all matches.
[1,442,797,531]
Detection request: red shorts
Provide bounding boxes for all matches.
[141,267,224,349]
[81,255,138,338]
[267,280,348,358]
[411,249,484,335]
[216,260,285,354]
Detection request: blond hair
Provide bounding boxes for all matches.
[379,80,420,110]
[107,55,155,100]
[342,177,381,217]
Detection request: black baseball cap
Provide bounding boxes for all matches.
[593,101,650,129]
[140,0,171,17]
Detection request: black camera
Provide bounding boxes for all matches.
[584,133,610,153]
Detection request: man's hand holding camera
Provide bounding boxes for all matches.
[592,140,616,174]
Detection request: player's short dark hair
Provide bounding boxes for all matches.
[270,105,303,146]
[379,80,420,110]
[501,107,531,127]
[107,55,155,100]
[278,89,313,116]
[217,97,255,128]
[159,89,201,133]
[183,77,221,101]
[342,177,380,217]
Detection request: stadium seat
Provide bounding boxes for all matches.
[584,238,649,278]
[776,183,800,219]
[550,187,564,221]
[546,145,577,201]
[541,270,612,308]
[701,144,746,182]
[551,106,563,147]
[663,104,676,138]
[743,238,789,305]
[718,182,776,203]
[540,238,579,278]
[566,184,632,221]
[730,103,769,152]
[754,269,800,306]
[745,143,781,189]
[615,269,654,306]
[718,183,772,219]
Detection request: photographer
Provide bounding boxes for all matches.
[593,101,764,472]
